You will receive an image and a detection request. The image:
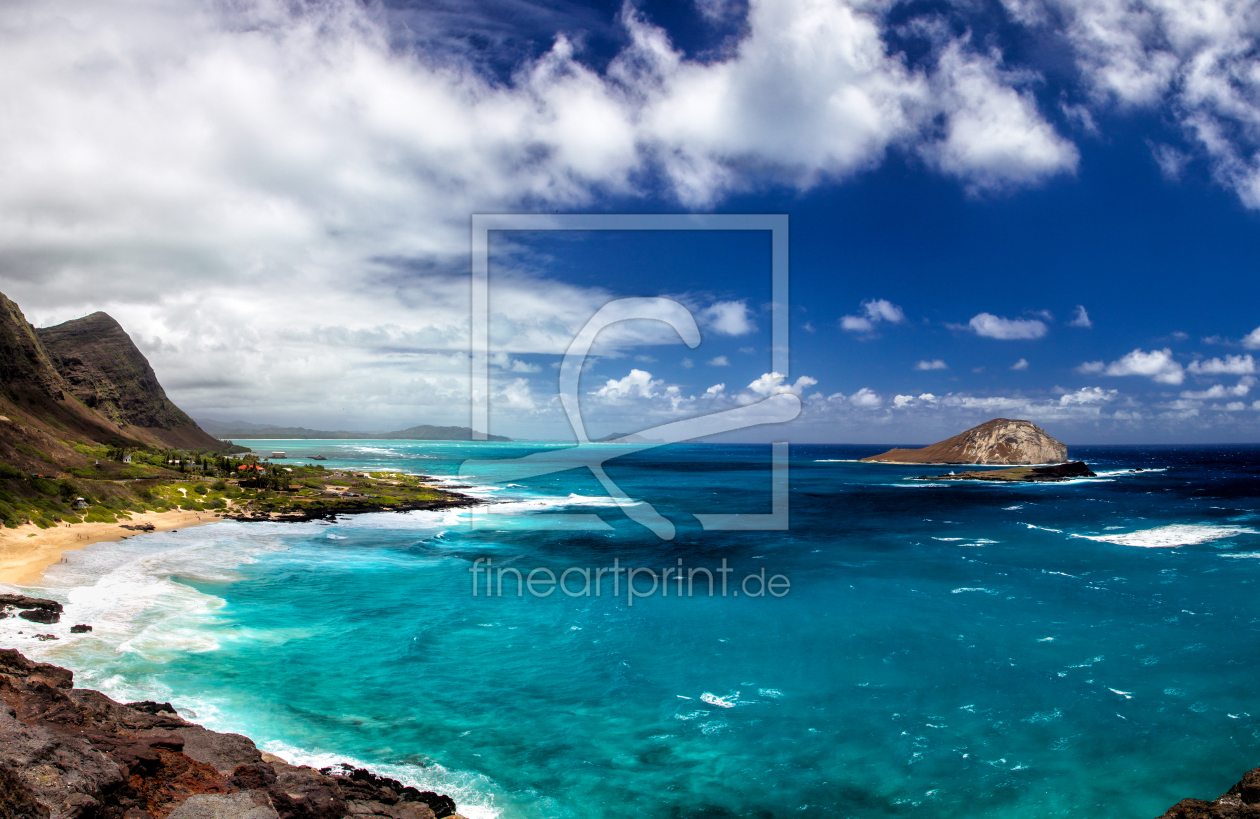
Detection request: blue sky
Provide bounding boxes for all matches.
[1,0,1259,443]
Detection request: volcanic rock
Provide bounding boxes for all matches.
[0,649,465,819]
[919,461,1097,483]
[1156,766,1260,818]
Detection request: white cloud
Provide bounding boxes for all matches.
[704,383,726,397]
[848,387,882,408]
[1244,326,1260,349]
[681,358,694,369]
[1088,347,1185,384]
[707,355,730,366]
[591,369,665,400]
[1068,305,1092,328]
[1059,386,1118,405]
[1180,377,1254,400]
[698,301,756,336]
[968,313,1049,340]
[1188,354,1256,375]
[920,41,1079,192]
[1047,0,1260,210]
[841,298,906,334]
[746,372,818,397]
[893,394,915,408]
[1011,357,1029,370]
[914,359,948,370]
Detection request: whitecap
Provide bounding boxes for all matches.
[1073,524,1259,548]
[700,692,738,709]
[951,587,997,594]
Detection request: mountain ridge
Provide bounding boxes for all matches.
[198,420,511,442]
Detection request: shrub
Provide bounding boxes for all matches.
[194,484,208,495]
[210,498,227,509]
[212,480,227,491]
[30,477,60,496]
[0,462,23,479]
[16,443,53,463]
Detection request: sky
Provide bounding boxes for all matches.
[2,0,1260,443]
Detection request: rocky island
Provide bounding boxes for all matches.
[917,461,1097,483]
[862,418,1068,465]
[0,648,467,819]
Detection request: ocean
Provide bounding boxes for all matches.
[4,441,1260,818]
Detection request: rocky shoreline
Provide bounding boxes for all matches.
[915,461,1098,483]
[223,492,478,523]
[0,648,468,819]
[1156,766,1260,818]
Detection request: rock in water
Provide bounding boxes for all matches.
[920,462,1097,483]
[862,418,1068,465]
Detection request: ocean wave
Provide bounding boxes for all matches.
[1072,524,1260,548]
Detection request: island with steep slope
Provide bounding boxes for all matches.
[862,418,1068,465]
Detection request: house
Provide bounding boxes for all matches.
[122,453,133,464]
[73,498,88,509]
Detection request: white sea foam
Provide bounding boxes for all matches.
[1219,552,1260,559]
[1073,524,1260,548]
[1023,524,1064,533]
[1003,505,1024,510]
[933,537,966,541]
[951,587,997,594]
[259,740,504,819]
[700,692,739,708]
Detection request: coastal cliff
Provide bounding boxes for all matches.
[862,418,1068,465]
[0,648,467,819]
[0,291,226,462]
[37,313,224,452]
[1156,766,1260,818]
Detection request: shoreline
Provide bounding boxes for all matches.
[0,508,226,586]
[0,479,483,587]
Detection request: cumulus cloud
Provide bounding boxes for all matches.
[914,359,948,370]
[920,41,1079,192]
[848,387,882,408]
[1188,354,1256,375]
[707,355,730,366]
[1059,386,1118,405]
[841,299,906,334]
[698,301,756,336]
[1082,347,1185,384]
[968,313,1049,340]
[746,372,818,397]
[1068,305,1092,328]
[1245,326,1260,349]
[704,383,726,397]
[591,369,667,400]
[1180,377,1254,400]
[1011,358,1029,370]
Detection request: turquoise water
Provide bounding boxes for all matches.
[5,441,1260,818]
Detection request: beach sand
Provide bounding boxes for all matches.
[0,509,225,586]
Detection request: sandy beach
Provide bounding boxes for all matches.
[0,509,225,586]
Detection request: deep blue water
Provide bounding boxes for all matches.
[7,441,1260,818]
